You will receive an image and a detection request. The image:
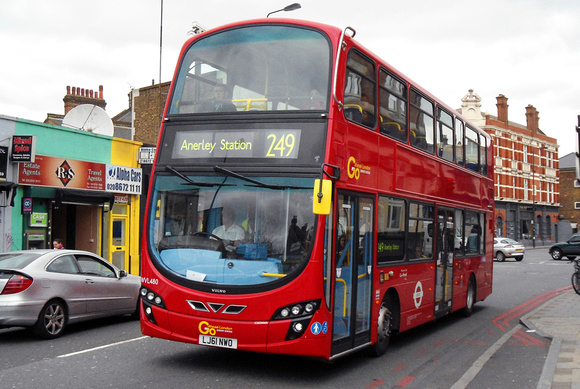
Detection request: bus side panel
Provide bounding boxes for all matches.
[451,256,493,313]
[380,262,437,333]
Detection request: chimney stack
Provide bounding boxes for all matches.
[63,85,106,114]
[496,94,508,125]
[525,105,540,137]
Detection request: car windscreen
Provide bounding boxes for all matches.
[0,253,41,269]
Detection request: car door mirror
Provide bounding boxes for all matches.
[119,269,128,278]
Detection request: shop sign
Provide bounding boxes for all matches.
[22,197,32,214]
[17,155,105,191]
[11,135,36,162]
[114,194,129,204]
[139,147,156,164]
[0,146,8,180]
[30,213,48,227]
[106,165,142,195]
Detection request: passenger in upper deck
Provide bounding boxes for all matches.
[200,84,237,113]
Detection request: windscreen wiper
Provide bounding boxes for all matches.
[213,165,310,190]
[165,165,233,187]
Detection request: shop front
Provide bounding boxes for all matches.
[11,119,142,275]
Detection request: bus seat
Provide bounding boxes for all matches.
[344,104,363,124]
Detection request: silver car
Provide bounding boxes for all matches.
[0,250,141,339]
[493,237,525,262]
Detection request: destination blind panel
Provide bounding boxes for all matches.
[172,129,301,159]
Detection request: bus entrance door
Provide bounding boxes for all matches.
[332,192,374,357]
[435,208,455,317]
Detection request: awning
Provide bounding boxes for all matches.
[55,188,115,209]
[0,181,17,207]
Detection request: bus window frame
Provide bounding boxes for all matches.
[378,67,408,142]
[407,200,435,262]
[376,195,407,265]
[343,49,377,129]
[436,107,455,163]
[409,88,435,154]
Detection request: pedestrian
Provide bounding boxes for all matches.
[53,238,64,249]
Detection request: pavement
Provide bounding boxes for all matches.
[520,288,580,389]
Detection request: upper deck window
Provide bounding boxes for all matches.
[343,50,376,128]
[409,90,434,153]
[437,108,454,162]
[378,69,407,142]
[465,125,480,173]
[168,25,331,114]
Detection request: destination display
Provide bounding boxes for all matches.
[171,129,301,159]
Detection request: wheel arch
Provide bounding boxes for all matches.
[383,287,401,333]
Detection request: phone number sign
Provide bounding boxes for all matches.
[106,165,143,195]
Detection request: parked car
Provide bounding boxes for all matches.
[0,250,141,339]
[549,234,580,260]
[493,237,525,262]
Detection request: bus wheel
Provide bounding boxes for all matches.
[371,300,393,357]
[461,277,476,317]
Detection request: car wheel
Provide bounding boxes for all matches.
[551,248,563,260]
[515,256,524,262]
[461,277,476,317]
[496,252,506,262]
[32,299,67,339]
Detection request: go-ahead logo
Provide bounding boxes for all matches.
[198,321,233,335]
[347,156,371,180]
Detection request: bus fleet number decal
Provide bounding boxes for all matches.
[141,277,159,285]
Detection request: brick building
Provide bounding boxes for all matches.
[558,152,580,235]
[45,85,132,140]
[459,90,560,245]
[131,82,170,146]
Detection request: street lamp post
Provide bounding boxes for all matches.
[267,3,301,18]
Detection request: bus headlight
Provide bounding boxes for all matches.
[286,317,312,340]
[271,299,322,341]
[140,286,167,325]
[291,305,302,315]
[271,299,321,320]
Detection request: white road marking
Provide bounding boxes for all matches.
[57,336,149,358]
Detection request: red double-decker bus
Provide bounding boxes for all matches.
[140,18,494,360]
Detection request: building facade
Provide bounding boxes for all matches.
[460,90,560,245]
[0,110,143,274]
[558,152,580,236]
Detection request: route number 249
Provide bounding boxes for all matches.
[266,133,296,157]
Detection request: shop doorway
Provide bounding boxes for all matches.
[109,204,129,271]
[51,203,100,252]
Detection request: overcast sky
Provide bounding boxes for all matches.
[1,0,578,156]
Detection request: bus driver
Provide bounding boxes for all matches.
[212,207,245,251]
